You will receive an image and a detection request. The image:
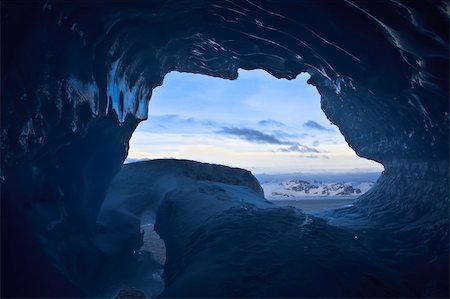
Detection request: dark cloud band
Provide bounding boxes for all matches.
[303,120,332,131]
[218,126,321,154]
[218,127,289,145]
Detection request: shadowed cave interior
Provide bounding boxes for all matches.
[1,1,449,298]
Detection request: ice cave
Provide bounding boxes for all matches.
[1,1,449,298]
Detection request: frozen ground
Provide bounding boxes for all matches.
[140,197,356,270]
[101,159,446,298]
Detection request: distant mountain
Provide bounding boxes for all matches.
[255,172,381,186]
[255,173,379,199]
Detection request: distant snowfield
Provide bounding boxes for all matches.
[255,172,380,201]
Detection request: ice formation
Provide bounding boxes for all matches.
[1,1,448,298]
[105,159,410,298]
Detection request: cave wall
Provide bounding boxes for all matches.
[1,0,448,297]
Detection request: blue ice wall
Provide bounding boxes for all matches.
[1,1,448,297]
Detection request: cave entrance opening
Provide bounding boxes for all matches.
[124,69,383,268]
[128,68,382,190]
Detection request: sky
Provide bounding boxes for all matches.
[127,69,383,174]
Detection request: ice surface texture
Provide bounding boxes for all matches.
[1,1,448,297]
[105,159,446,298]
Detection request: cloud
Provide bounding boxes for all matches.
[277,144,320,153]
[154,114,202,125]
[150,114,216,125]
[271,130,307,139]
[218,127,289,145]
[257,119,286,127]
[302,154,330,159]
[218,127,323,155]
[141,114,219,133]
[312,140,320,146]
[303,120,332,131]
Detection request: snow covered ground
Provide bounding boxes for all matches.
[100,160,404,298]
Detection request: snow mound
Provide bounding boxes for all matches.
[102,159,407,297]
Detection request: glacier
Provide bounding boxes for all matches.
[1,0,449,298]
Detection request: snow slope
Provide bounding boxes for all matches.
[101,159,406,298]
